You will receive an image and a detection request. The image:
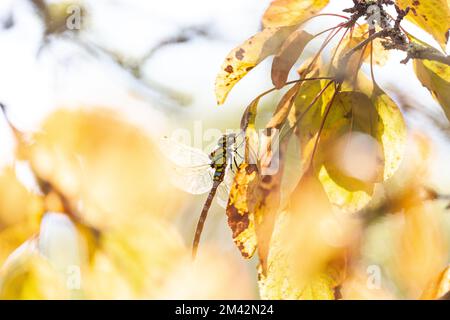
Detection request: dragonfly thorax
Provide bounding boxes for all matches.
[209,133,237,169]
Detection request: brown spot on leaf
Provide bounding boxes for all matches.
[238,243,250,258]
[334,285,343,300]
[227,205,250,238]
[245,163,257,174]
[225,65,234,73]
[235,48,245,60]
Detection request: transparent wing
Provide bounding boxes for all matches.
[159,136,210,167]
[169,165,214,195]
[160,136,213,194]
[215,167,234,208]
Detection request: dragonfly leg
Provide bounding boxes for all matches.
[234,149,244,159]
[233,157,240,171]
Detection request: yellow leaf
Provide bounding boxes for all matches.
[0,224,39,266]
[226,134,290,271]
[413,57,450,120]
[0,166,43,266]
[0,253,68,299]
[84,218,185,299]
[258,212,342,300]
[159,248,255,299]
[290,75,329,174]
[29,108,177,230]
[271,30,314,89]
[263,0,330,28]
[216,26,297,105]
[336,24,388,67]
[258,174,349,299]
[396,0,450,50]
[341,267,396,300]
[0,166,43,231]
[319,79,406,212]
[266,82,303,129]
[421,265,450,300]
[370,85,407,181]
[334,26,371,84]
[394,203,448,298]
[317,91,384,211]
[226,163,258,259]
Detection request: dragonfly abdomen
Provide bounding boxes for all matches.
[192,180,222,258]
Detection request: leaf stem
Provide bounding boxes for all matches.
[309,82,342,170]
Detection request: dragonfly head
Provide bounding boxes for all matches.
[217,133,236,147]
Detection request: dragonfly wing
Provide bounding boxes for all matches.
[159,136,214,194]
[215,168,235,208]
[216,184,230,209]
[170,165,214,195]
[159,136,210,167]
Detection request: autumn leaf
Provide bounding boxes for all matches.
[216,26,297,105]
[230,83,296,265]
[421,265,450,300]
[413,56,450,121]
[262,0,330,28]
[0,166,43,232]
[334,27,371,84]
[232,79,302,270]
[290,73,330,175]
[266,82,303,129]
[340,267,396,300]
[0,166,43,266]
[258,173,350,299]
[84,218,185,298]
[271,30,314,89]
[394,203,449,298]
[337,24,389,68]
[226,163,258,259]
[315,91,383,211]
[251,136,291,274]
[0,253,69,299]
[396,0,450,50]
[317,78,406,212]
[370,85,407,181]
[28,108,177,230]
[258,212,343,300]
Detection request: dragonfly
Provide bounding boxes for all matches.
[159,133,244,258]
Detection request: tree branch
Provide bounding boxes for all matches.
[342,27,450,66]
[340,1,450,67]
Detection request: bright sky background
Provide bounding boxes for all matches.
[0,1,448,297]
[0,0,449,187]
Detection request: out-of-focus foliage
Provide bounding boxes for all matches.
[28,109,178,229]
[0,108,254,299]
[1,0,449,301]
[0,167,43,266]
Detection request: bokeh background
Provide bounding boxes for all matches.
[0,0,448,299]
